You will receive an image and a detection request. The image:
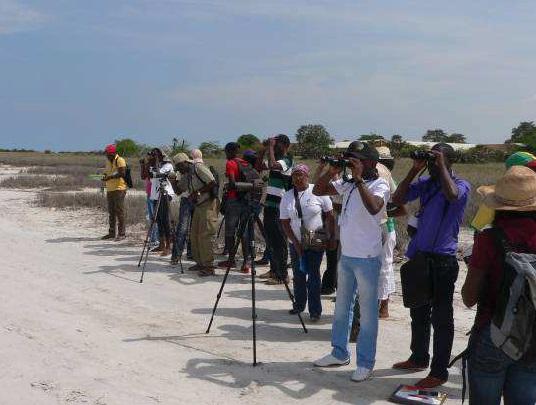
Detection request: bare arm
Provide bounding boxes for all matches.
[267,138,283,170]
[312,167,339,196]
[349,158,384,216]
[392,161,425,206]
[281,219,303,256]
[255,147,268,171]
[461,265,486,308]
[432,150,459,202]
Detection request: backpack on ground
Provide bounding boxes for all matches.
[490,228,536,362]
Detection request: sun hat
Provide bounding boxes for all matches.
[292,163,310,175]
[478,165,536,211]
[172,152,193,165]
[104,144,116,154]
[376,146,393,160]
[505,151,536,169]
[346,141,379,161]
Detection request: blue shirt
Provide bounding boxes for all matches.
[404,175,470,258]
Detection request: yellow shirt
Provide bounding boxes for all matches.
[105,155,127,192]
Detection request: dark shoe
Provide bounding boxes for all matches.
[217,260,236,269]
[392,359,429,371]
[198,267,216,277]
[320,287,336,295]
[151,245,163,252]
[101,233,115,240]
[415,375,447,388]
[188,264,203,272]
[254,258,270,266]
[258,270,273,279]
[288,308,302,315]
[310,315,321,322]
[265,276,289,285]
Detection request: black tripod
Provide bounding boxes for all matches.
[206,200,308,366]
[137,182,176,283]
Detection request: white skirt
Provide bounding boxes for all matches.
[378,228,396,300]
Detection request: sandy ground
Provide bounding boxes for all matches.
[0,180,477,404]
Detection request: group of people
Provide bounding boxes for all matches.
[101,139,536,404]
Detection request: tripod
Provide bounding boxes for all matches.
[206,200,308,366]
[138,183,174,283]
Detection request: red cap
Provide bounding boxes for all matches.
[527,160,536,172]
[104,144,117,154]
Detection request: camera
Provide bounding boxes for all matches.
[410,150,436,161]
[320,156,350,169]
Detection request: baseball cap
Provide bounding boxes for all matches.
[345,141,379,161]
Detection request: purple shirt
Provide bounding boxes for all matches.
[404,175,470,258]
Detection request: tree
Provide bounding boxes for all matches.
[199,141,222,157]
[509,122,536,150]
[295,124,333,158]
[422,129,448,143]
[359,133,384,141]
[391,134,403,144]
[115,138,142,156]
[237,134,260,149]
[446,133,467,144]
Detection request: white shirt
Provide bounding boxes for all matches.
[279,184,333,241]
[150,162,175,200]
[333,178,390,258]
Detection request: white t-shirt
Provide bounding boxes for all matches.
[150,162,175,200]
[279,184,333,241]
[333,178,390,258]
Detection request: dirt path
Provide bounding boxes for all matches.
[0,188,476,404]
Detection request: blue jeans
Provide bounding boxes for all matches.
[468,325,536,405]
[331,255,381,369]
[289,244,323,317]
[171,197,194,260]
[146,197,159,244]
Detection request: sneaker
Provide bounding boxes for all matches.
[392,359,429,371]
[101,233,115,240]
[288,308,302,315]
[313,354,350,368]
[415,375,447,388]
[240,264,250,274]
[265,276,289,285]
[258,270,273,279]
[217,260,236,269]
[351,367,373,382]
[310,314,321,322]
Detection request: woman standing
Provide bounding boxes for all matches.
[280,164,335,322]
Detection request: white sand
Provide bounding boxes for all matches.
[0,185,477,404]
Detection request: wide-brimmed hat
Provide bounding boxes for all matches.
[172,152,193,165]
[478,166,536,211]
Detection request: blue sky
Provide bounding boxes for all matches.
[1,0,536,151]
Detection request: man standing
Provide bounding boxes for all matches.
[312,142,390,382]
[391,143,470,388]
[255,134,293,285]
[102,144,127,241]
[172,152,219,277]
[218,142,251,273]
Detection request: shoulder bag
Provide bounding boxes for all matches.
[294,187,328,252]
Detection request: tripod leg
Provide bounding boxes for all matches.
[137,201,158,267]
[140,192,163,283]
[205,221,244,334]
[248,219,258,366]
[282,278,308,333]
[179,256,184,274]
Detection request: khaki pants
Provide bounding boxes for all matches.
[191,198,219,267]
[107,190,126,236]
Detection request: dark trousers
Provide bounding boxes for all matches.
[263,206,288,280]
[224,199,249,262]
[171,197,194,260]
[321,242,339,291]
[107,190,126,236]
[289,244,323,316]
[409,254,459,380]
[154,196,171,240]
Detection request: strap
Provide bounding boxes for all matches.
[294,187,304,220]
[193,163,207,186]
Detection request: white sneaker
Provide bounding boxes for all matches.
[313,354,350,367]
[351,367,373,382]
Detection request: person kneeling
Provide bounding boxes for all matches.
[312,142,390,382]
[280,164,335,322]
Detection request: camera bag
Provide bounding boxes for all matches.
[294,187,327,252]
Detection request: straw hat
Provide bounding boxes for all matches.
[172,152,192,165]
[376,146,393,160]
[478,166,536,211]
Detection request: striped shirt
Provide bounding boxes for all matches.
[265,156,293,208]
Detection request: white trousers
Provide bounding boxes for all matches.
[378,228,396,300]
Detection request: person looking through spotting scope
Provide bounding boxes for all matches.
[101,144,127,241]
[312,141,390,383]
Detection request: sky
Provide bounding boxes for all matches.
[1,0,536,151]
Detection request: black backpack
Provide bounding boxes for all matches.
[115,156,133,188]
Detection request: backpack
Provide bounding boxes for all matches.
[193,163,220,199]
[490,228,536,362]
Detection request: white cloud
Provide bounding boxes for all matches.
[0,0,47,35]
